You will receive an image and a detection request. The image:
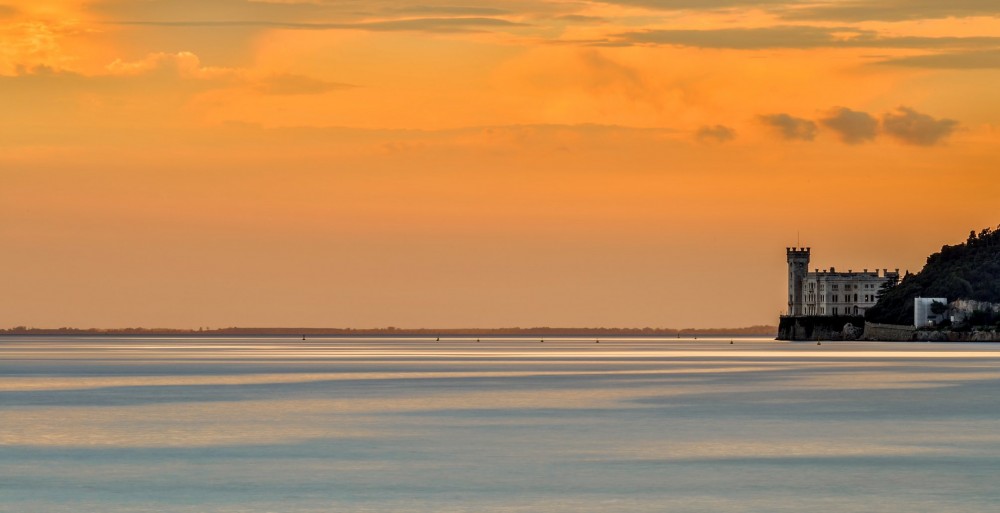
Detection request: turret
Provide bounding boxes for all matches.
[787,247,811,316]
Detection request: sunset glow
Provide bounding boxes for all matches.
[3,1,999,328]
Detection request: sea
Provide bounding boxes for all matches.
[2,336,1000,513]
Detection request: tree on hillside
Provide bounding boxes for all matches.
[866,225,1000,326]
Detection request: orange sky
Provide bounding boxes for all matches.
[2,1,999,328]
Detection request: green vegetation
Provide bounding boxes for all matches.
[866,226,1000,325]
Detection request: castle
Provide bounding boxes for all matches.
[787,247,899,317]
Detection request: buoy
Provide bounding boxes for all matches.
[730,340,734,344]
[817,341,822,345]
[540,339,544,343]
[302,335,306,341]
[476,338,480,342]
[596,340,600,343]
[436,337,440,342]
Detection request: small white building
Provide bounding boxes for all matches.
[914,297,948,328]
[787,247,900,317]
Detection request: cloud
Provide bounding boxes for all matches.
[390,6,511,16]
[759,114,817,141]
[602,0,784,9]
[785,0,1000,22]
[614,26,1000,50]
[695,125,736,143]
[112,17,527,33]
[254,73,355,95]
[105,52,237,81]
[0,5,17,18]
[601,0,1000,21]
[551,14,609,24]
[881,107,958,146]
[576,50,653,101]
[820,107,877,144]
[879,49,1000,69]
[618,26,858,49]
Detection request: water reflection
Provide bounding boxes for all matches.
[2,337,1000,512]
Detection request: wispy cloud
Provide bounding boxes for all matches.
[879,49,1000,69]
[696,125,736,143]
[601,0,1000,22]
[783,0,1000,22]
[111,17,527,33]
[601,0,785,9]
[614,26,1000,50]
[390,6,512,16]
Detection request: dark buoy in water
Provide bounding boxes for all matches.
[730,340,733,344]
[302,335,306,341]
[436,337,440,342]
[817,341,822,346]
[476,338,480,342]
[540,339,544,343]
[596,339,600,343]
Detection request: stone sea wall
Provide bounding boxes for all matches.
[863,322,1000,342]
[863,322,917,341]
[777,316,865,341]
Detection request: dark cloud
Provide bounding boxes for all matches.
[93,0,328,23]
[391,5,511,16]
[784,0,1000,22]
[881,107,958,146]
[601,0,1000,21]
[352,17,526,32]
[820,107,877,144]
[695,125,736,143]
[601,0,784,8]
[759,114,817,141]
[112,17,526,33]
[614,26,1000,50]
[1,58,353,101]
[879,49,1000,69]
[93,0,562,26]
[618,26,852,49]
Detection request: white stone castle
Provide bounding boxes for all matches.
[787,247,900,317]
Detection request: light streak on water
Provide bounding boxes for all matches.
[2,337,1000,513]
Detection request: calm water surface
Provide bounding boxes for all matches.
[2,336,1000,512]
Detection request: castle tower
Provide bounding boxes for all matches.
[787,247,810,316]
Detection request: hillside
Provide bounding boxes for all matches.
[866,226,1000,325]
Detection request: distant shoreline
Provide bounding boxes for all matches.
[0,326,777,337]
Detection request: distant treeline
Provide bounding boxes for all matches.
[0,325,777,337]
[867,225,1000,326]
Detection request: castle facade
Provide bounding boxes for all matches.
[787,247,899,317]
